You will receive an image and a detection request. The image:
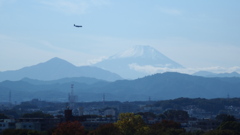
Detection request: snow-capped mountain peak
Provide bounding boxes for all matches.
[110,45,171,59]
[111,45,162,59]
[93,45,183,79]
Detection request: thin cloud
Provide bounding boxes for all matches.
[129,63,240,75]
[41,0,88,14]
[87,56,108,65]
[90,0,110,6]
[40,0,110,14]
[157,7,182,15]
[0,0,16,7]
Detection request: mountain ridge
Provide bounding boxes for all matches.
[21,76,108,85]
[1,72,240,102]
[193,71,240,78]
[0,57,122,82]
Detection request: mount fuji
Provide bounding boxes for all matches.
[93,45,183,79]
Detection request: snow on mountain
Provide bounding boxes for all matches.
[111,45,163,59]
[93,45,184,79]
[110,45,183,67]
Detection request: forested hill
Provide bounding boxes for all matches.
[99,72,240,101]
[1,72,240,102]
[153,97,240,113]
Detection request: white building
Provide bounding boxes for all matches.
[0,119,15,133]
[104,109,116,117]
[16,122,41,131]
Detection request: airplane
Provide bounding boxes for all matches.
[74,24,82,28]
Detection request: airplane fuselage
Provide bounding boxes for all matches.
[74,24,82,27]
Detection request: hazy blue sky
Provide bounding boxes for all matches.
[1,0,240,74]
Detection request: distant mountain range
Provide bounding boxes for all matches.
[0,57,122,82]
[1,45,240,102]
[193,71,240,78]
[93,45,183,79]
[0,45,186,82]
[2,45,238,82]
[1,72,240,102]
